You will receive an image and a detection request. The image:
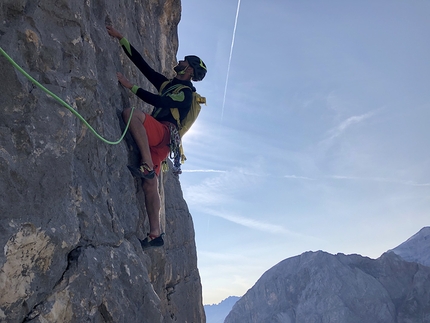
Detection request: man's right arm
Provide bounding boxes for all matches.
[132,85,193,113]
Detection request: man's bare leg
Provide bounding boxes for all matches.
[142,176,161,238]
[122,108,153,169]
[122,108,161,238]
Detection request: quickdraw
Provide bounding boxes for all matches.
[167,123,181,169]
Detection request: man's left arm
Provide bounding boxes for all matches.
[119,38,168,90]
[106,26,167,90]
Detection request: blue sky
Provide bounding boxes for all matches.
[177,0,430,305]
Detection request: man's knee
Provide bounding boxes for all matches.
[123,108,146,123]
[142,177,158,192]
[122,108,132,122]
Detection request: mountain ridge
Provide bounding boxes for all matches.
[224,227,430,323]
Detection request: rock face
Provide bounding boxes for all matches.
[225,238,430,322]
[0,1,205,322]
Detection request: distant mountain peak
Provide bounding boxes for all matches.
[204,296,241,323]
[389,226,430,266]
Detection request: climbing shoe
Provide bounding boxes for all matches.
[140,233,165,250]
[127,163,155,179]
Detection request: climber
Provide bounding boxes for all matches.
[106,25,207,250]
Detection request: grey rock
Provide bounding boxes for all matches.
[225,250,430,323]
[0,0,204,322]
[390,226,430,267]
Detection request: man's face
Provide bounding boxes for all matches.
[174,59,190,74]
[178,59,189,67]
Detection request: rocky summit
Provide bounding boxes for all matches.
[225,229,430,323]
[0,1,205,322]
[390,227,430,267]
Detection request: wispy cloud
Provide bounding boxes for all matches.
[199,250,251,262]
[203,209,294,235]
[202,209,325,244]
[284,175,315,180]
[327,175,430,187]
[182,169,227,173]
[280,173,430,187]
[183,166,263,207]
[325,111,375,142]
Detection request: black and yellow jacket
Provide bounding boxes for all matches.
[119,37,195,127]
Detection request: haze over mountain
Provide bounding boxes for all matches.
[204,296,240,323]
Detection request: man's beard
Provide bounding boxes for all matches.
[174,65,187,74]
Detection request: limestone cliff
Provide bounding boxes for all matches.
[0,1,205,322]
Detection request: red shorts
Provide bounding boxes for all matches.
[143,114,171,176]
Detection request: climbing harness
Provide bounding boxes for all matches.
[167,123,181,168]
[0,46,133,145]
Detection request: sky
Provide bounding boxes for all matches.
[176,0,430,305]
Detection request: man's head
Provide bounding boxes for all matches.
[174,55,207,81]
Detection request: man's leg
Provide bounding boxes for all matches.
[142,176,161,238]
[123,108,162,238]
[122,108,153,169]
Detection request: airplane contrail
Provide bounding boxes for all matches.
[221,0,241,121]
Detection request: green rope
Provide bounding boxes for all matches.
[0,46,133,145]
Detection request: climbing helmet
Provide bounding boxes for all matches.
[185,55,207,81]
